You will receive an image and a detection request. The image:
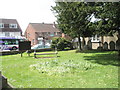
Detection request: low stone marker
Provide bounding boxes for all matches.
[109,41,115,50]
[116,40,120,50]
[103,42,108,50]
[87,40,92,50]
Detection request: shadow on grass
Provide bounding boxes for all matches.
[75,49,112,53]
[84,53,120,66]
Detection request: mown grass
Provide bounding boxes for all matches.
[1,50,119,88]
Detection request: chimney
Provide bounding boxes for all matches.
[53,22,56,28]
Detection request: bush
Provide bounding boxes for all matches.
[51,37,73,50]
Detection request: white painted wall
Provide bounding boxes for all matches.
[0,32,21,37]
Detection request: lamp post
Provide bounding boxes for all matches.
[43,37,45,48]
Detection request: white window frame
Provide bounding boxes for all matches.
[0,23,4,28]
[9,24,17,28]
[55,32,57,35]
[32,39,35,45]
[91,35,100,42]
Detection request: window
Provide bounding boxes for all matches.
[55,32,58,35]
[9,24,17,28]
[91,35,100,42]
[48,32,50,35]
[28,33,30,37]
[32,39,34,45]
[3,39,18,45]
[47,32,50,35]
[5,32,10,37]
[50,32,54,36]
[0,23,4,28]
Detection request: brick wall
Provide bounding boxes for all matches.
[25,24,36,46]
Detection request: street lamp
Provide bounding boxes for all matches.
[43,37,45,48]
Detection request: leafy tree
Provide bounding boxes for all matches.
[94,2,120,55]
[51,37,73,50]
[52,2,95,51]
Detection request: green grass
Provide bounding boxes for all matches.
[1,50,119,88]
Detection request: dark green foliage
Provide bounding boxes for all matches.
[51,37,73,50]
[94,2,120,56]
[52,2,96,50]
[93,2,120,36]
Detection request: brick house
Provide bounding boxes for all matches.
[0,19,22,38]
[25,23,62,46]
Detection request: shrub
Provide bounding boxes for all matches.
[51,37,73,50]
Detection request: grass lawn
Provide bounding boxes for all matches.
[1,50,119,88]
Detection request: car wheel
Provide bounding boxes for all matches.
[12,46,17,50]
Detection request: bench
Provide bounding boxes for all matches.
[34,51,58,58]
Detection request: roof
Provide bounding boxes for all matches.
[0,18,22,32]
[30,23,60,32]
[0,18,18,24]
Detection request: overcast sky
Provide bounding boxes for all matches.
[0,0,56,33]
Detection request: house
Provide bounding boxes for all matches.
[25,23,62,46]
[0,19,22,38]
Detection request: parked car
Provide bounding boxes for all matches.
[31,44,50,50]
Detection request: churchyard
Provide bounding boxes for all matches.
[1,50,119,88]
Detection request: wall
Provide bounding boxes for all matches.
[25,24,36,46]
[84,33,118,50]
[0,32,21,37]
[102,34,118,49]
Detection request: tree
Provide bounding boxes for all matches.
[51,37,73,50]
[94,2,120,56]
[52,2,95,51]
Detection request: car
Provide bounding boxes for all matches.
[31,44,50,50]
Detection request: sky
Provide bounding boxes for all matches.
[0,0,56,33]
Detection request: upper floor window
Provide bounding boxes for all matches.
[32,39,35,45]
[47,32,50,35]
[0,23,4,28]
[55,32,58,35]
[50,32,54,36]
[91,35,100,42]
[28,33,30,37]
[9,24,17,28]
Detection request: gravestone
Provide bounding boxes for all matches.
[83,45,89,50]
[109,41,115,50]
[87,40,92,50]
[116,40,120,50]
[103,42,108,50]
[81,39,86,49]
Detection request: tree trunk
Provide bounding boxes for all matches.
[118,31,120,56]
[78,35,82,51]
[101,36,104,47]
[82,36,86,50]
